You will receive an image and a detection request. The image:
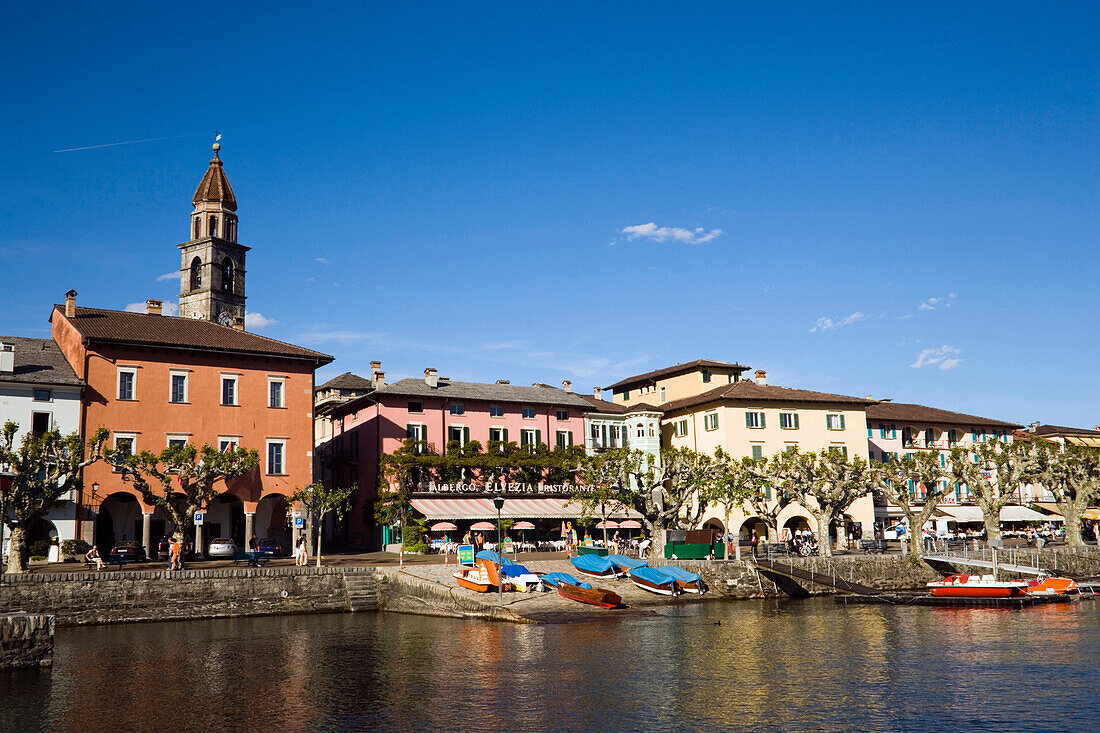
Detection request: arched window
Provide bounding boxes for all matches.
[221,258,233,292]
[190,257,202,291]
[226,219,236,242]
[192,217,200,239]
[209,215,218,238]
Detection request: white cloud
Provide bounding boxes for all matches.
[911,345,963,369]
[156,271,181,282]
[810,311,867,333]
[125,301,178,316]
[918,292,957,311]
[314,257,331,265]
[245,312,277,330]
[619,222,723,245]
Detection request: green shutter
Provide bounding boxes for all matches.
[535,429,541,447]
[760,412,765,429]
[463,426,470,444]
[793,413,799,429]
[746,412,752,428]
[568,431,573,447]
[406,424,415,440]
[503,428,509,443]
[840,414,846,430]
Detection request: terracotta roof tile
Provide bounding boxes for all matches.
[662,380,872,412]
[1031,424,1100,437]
[54,306,332,364]
[866,402,1021,429]
[604,359,750,391]
[374,378,594,409]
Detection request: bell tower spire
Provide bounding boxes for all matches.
[177,137,250,326]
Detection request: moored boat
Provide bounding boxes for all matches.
[606,554,647,575]
[926,574,1028,598]
[1025,576,1079,595]
[657,565,706,594]
[499,562,542,592]
[454,566,494,593]
[557,581,622,609]
[570,554,621,579]
[628,566,680,596]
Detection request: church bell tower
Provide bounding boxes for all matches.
[178,141,249,326]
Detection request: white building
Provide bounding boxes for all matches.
[0,337,85,546]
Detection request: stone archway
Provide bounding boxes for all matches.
[739,516,770,542]
[206,493,246,551]
[782,514,813,541]
[255,493,291,554]
[96,492,144,552]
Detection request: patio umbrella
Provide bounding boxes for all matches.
[430,522,458,532]
[470,521,495,531]
[512,521,536,530]
[618,520,642,529]
[596,520,619,529]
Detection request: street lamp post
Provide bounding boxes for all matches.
[493,495,505,606]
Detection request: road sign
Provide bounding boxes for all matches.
[193,512,204,526]
[294,516,305,529]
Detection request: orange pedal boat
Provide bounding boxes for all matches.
[926,574,1029,598]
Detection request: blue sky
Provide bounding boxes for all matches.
[1,2,1097,427]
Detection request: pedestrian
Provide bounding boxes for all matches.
[168,538,181,571]
[85,544,104,571]
[294,535,307,566]
[638,537,651,560]
[248,534,259,552]
[750,529,759,559]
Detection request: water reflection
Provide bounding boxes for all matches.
[1,598,1097,732]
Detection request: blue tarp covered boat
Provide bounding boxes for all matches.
[657,565,705,593]
[606,554,647,573]
[541,572,592,590]
[628,566,679,595]
[475,550,516,567]
[570,554,620,578]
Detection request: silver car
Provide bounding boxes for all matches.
[207,538,238,557]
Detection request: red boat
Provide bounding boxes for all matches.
[926,574,1028,598]
[1025,576,1079,595]
[454,566,494,593]
[556,582,622,609]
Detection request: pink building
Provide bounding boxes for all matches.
[324,367,598,549]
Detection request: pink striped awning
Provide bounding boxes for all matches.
[409,497,639,521]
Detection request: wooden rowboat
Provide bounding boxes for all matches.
[557,581,622,609]
[628,566,679,596]
[454,566,494,593]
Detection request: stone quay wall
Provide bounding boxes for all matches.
[0,613,54,669]
[0,567,377,627]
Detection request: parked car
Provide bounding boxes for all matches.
[257,538,284,557]
[207,538,238,558]
[108,541,147,565]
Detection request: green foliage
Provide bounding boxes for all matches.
[62,539,90,557]
[29,539,51,558]
[0,421,109,572]
[111,442,260,542]
[402,519,429,553]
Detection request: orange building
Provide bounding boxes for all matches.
[48,145,332,559]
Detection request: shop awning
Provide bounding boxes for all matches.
[937,505,1058,523]
[410,497,640,521]
[1031,502,1064,518]
[1083,508,1100,521]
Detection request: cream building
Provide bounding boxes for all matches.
[603,361,876,545]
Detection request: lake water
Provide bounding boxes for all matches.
[3,598,1098,732]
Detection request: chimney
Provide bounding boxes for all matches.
[146,299,162,315]
[231,316,245,331]
[370,360,381,374]
[0,342,13,374]
[563,380,572,393]
[425,368,438,388]
[594,387,601,398]
[373,370,385,389]
[1029,421,1040,433]
[65,289,77,318]
[755,370,767,386]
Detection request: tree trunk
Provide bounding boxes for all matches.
[315,511,323,568]
[6,525,29,573]
[983,510,1001,543]
[814,513,832,557]
[1063,504,1083,548]
[650,519,666,564]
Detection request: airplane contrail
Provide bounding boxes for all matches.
[53,133,199,153]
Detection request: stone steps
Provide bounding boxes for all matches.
[343,573,379,612]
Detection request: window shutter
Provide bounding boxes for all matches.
[760,412,765,429]
[793,413,799,429]
[890,424,896,438]
[503,428,509,443]
[746,412,752,428]
[568,431,573,447]
[535,429,542,447]
[839,415,846,430]
[406,424,415,440]
[463,426,470,445]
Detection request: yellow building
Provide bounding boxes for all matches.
[604,361,876,545]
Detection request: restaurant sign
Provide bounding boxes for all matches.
[418,482,587,496]
[457,544,475,565]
